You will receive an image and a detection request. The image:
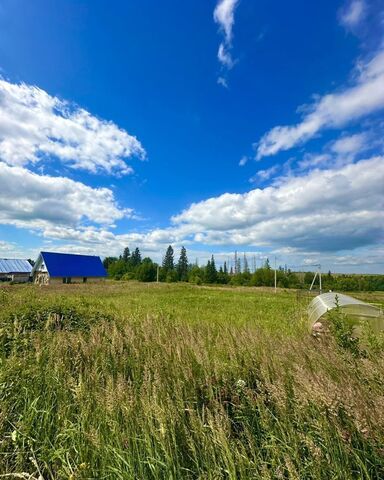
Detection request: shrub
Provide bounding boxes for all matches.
[328,296,362,357]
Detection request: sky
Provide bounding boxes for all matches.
[0,0,383,273]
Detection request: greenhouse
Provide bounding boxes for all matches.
[308,292,383,327]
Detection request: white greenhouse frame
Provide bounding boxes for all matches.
[308,292,383,327]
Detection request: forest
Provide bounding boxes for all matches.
[103,246,384,291]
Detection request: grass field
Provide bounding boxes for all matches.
[0,282,383,479]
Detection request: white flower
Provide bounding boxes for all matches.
[236,379,246,389]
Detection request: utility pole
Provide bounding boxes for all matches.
[274,256,277,293]
[309,271,318,291]
[156,265,159,283]
[309,264,322,293]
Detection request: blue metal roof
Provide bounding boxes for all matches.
[0,258,32,274]
[41,252,106,278]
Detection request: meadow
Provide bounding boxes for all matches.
[0,282,383,479]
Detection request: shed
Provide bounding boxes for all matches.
[0,258,32,283]
[32,251,107,285]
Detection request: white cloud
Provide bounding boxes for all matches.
[0,79,145,175]
[217,76,229,88]
[214,0,239,84]
[239,155,248,166]
[297,153,332,170]
[339,0,366,30]
[172,157,384,252]
[25,156,381,258]
[256,49,384,159]
[330,132,367,155]
[249,164,279,182]
[4,156,382,272]
[0,240,19,255]
[296,132,369,170]
[214,0,239,43]
[218,43,235,69]
[0,163,130,233]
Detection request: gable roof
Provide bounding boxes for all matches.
[39,252,106,278]
[0,259,32,274]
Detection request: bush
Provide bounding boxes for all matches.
[328,296,362,357]
[165,270,178,283]
[136,261,157,282]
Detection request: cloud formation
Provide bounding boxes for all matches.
[4,153,382,272]
[4,153,381,261]
[214,0,239,85]
[0,79,145,175]
[256,49,384,159]
[172,157,384,252]
[0,163,130,233]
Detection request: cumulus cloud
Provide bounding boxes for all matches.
[0,79,145,175]
[256,49,384,159]
[172,157,384,252]
[5,155,382,272]
[16,156,381,258]
[214,0,239,84]
[0,163,131,233]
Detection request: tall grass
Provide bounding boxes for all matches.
[0,283,383,479]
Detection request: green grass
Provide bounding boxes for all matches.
[0,282,383,479]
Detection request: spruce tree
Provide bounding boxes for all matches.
[205,255,217,283]
[243,253,249,273]
[162,245,174,272]
[177,246,189,281]
[131,247,142,267]
[122,247,130,263]
[236,257,241,274]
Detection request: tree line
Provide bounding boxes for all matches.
[103,246,384,291]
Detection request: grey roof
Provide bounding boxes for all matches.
[0,258,32,274]
[308,292,382,326]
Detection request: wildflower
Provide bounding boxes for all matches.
[236,379,246,389]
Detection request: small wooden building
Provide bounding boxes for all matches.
[0,258,32,282]
[32,251,107,285]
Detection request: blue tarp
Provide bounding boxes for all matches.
[0,259,32,274]
[41,252,106,278]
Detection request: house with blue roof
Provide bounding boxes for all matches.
[0,258,32,283]
[32,251,107,285]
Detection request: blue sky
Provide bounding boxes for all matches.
[0,0,383,272]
